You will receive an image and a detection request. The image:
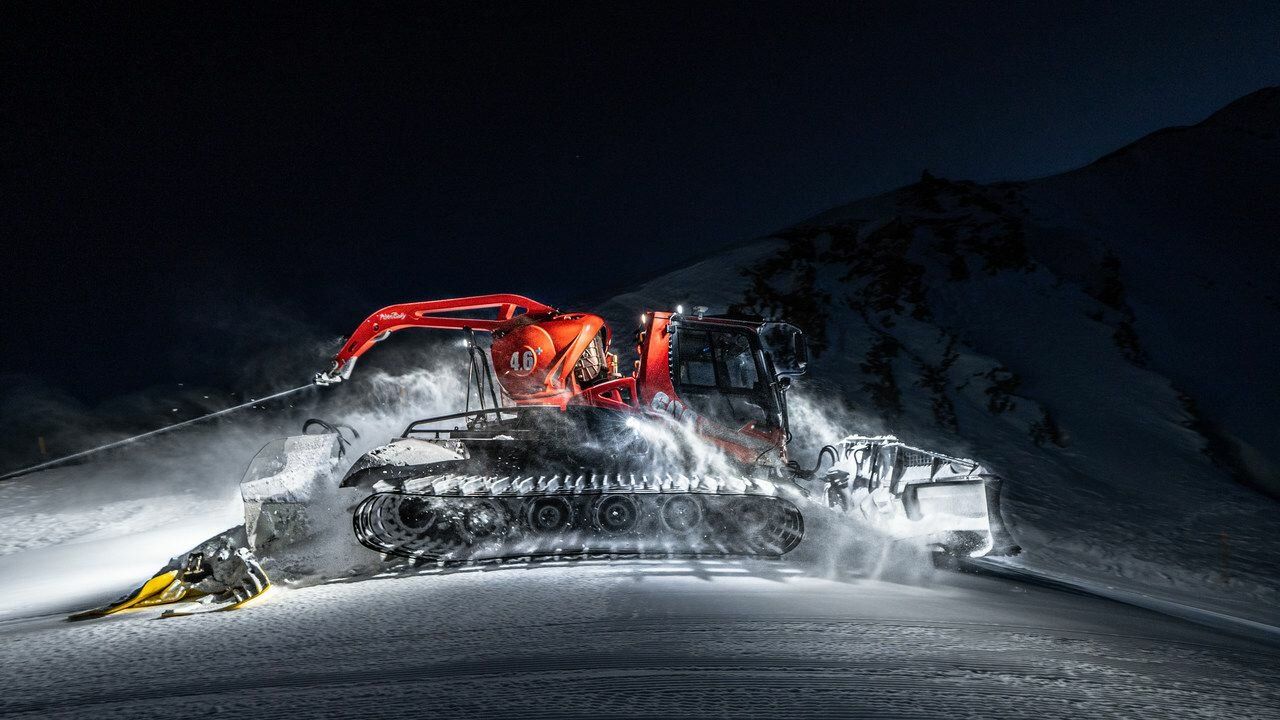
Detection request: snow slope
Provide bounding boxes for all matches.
[3,560,1278,719]
[601,88,1280,624]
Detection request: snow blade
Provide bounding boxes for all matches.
[158,580,272,617]
[823,435,1012,558]
[67,568,189,621]
[67,533,272,621]
[353,473,805,562]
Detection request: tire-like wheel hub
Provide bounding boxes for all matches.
[527,497,573,533]
[595,495,639,533]
[660,496,703,533]
[464,501,507,538]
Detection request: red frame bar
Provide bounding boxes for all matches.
[329,294,554,376]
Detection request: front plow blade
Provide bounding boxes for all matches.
[824,435,1016,558]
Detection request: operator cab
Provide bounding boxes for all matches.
[666,315,808,435]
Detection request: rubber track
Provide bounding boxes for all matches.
[353,472,806,562]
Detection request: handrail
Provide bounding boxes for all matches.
[400,405,560,438]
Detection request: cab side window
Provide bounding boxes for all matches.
[672,326,776,429]
[676,329,717,386]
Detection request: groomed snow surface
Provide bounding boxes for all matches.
[2,454,1279,719]
[3,557,1279,718]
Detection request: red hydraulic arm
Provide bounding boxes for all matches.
[315,294,555,385]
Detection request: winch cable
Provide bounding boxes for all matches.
[0,383,316,483]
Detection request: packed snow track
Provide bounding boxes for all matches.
[1,559,1276,719]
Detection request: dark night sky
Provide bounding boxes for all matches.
[3,1,1279,402]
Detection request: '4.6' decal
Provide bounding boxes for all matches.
[509,348,537,375]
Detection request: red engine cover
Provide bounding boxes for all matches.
[490,313,608,403]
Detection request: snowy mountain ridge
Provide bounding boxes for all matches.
[602,87,1280,620]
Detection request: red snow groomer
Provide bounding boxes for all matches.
[315,294,815,561]
[73,294,1011,618]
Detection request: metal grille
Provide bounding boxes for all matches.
[899,449,933,467]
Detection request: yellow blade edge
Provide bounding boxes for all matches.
[66,569,181,621]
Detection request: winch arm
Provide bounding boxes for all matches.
[315,294,555,385]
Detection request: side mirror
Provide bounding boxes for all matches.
[792,331,809,372]
[759,322,809,377]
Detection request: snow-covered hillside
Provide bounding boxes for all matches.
[602,87,1280,622]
